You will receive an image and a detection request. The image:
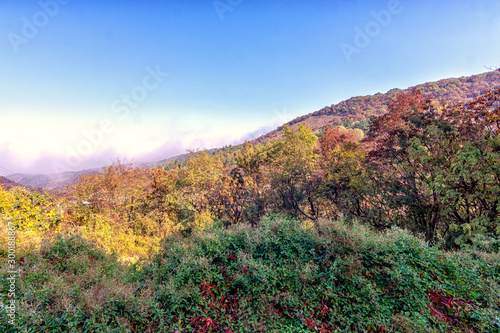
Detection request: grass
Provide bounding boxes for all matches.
[1,215,499,332]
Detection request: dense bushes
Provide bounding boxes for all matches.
[0,234,155,332]
[2,217,499,332]
[136,217,500,332]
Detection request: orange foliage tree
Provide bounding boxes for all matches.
[318,127,366,220]
[363,88,500,245]
[69,161,153,233]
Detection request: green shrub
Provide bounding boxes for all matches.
[2,217,499,332]
[136,217,500,332]
[0,233,155,333]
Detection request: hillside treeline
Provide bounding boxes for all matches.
[32,87,494,256]
[1,88,499,258]
[253,70,500,145]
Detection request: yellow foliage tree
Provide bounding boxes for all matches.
[0,185,61,234]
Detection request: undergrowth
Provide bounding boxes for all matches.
[1,215,499,332]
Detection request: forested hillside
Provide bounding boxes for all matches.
[6,170,98,192]
[0,177,24,191]
[252,70,500,144]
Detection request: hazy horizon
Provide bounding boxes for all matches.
[1,0,499,176]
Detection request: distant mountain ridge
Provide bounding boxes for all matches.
[7,169,98,192]
[250,70,500,144]
[0,176,26,191]
[153,148,221,167]
[7,70,500,190]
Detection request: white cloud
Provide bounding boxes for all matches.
[0,111,264,175]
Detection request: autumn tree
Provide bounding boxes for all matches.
[421,88,500,245]
[0,185,61,234]
[318,127,367,220]
[148,166,184,227]
[235,142,275,225]
[364,88,500,246]
[149,151,231,230]
[263,124,323,227]
[70,161,153,234]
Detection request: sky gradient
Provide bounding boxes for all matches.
[1,0,499,176]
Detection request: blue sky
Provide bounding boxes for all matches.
[0,0,499,175]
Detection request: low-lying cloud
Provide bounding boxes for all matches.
[0,112,265,176]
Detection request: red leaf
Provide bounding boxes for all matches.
[305,317,316,328]
[203,317,216,329]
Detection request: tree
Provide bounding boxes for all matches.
[70,160,152,233]
[0,185,61,233]
[264,124,322,227]
[362,89,443,239]
[318,127,367,220]
[424,88,500,245]
[235,142,276,225]
[364,88,500,246]
[149,151,227,230]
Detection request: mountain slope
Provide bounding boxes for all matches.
[7,169,98,192]
[251,70,500,144]
[0,176,26,191]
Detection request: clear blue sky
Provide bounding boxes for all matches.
[0,0,499,175]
